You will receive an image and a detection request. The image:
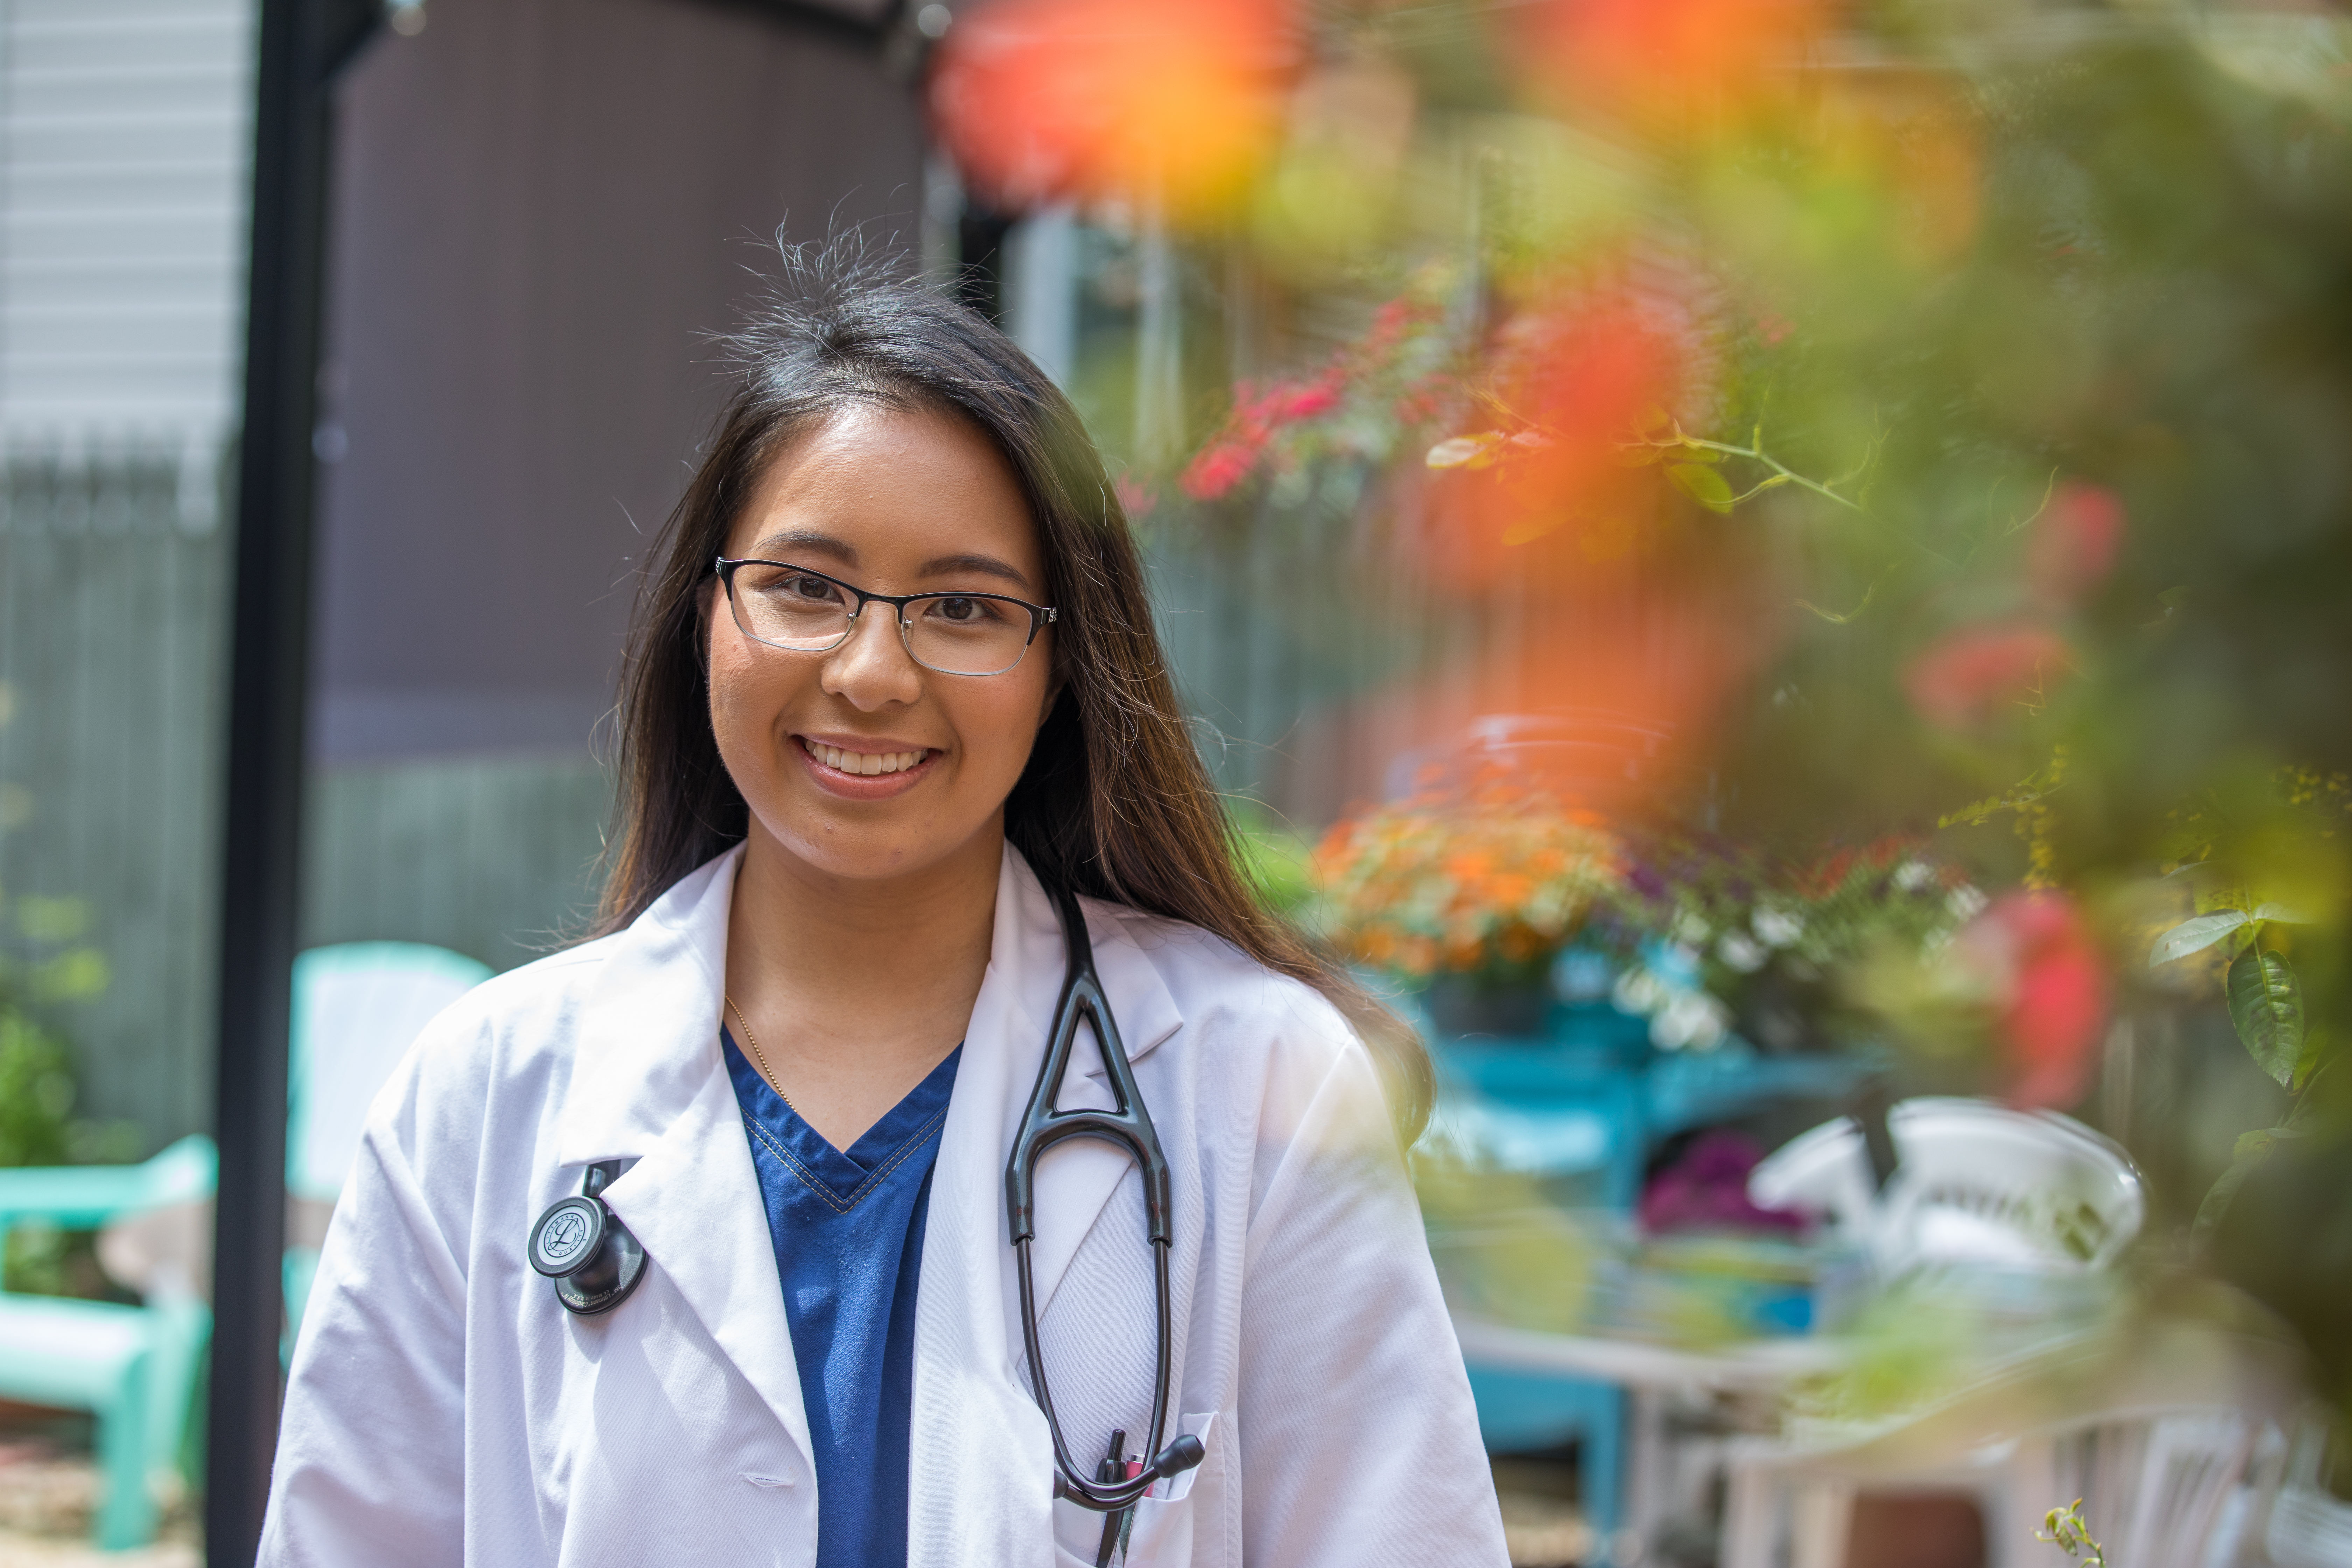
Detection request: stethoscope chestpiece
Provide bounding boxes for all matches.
[528,1160,648,1316]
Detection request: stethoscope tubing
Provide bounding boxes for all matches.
[1013,1227,1176,1511]
[1005,882,1199,1513]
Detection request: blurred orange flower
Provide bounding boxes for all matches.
[1429,294,1683,581]
[1520,0,1824,121]
[931,0,1293,218]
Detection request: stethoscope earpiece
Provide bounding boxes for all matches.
[529,1160,649,1316]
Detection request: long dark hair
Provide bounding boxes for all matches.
[595,234,1431,1139]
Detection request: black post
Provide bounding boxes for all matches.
[208,1,379,1561]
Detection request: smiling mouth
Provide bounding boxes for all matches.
[799,738,932,777]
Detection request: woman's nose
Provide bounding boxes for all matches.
[820,607,923,708]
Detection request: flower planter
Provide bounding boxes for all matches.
[1422,973,1554,1040]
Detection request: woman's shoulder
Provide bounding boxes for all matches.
[387,932,627,1101]
[1091,902,1361,1069]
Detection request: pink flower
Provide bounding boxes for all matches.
[1903,622,2073,729]
[2028,483,2126,603]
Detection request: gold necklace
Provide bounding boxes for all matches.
[723,994,795,1110]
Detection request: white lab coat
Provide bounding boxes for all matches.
[260,845,1508,1567]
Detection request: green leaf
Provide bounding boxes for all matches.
[2292,1027,2338,1094]
[1667,463,1737,513]
[2149,909,2248,967]
[2192,1128,2276,1239]
[2226,946,2305,1087]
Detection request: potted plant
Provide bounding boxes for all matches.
[1312,777,1630,1037]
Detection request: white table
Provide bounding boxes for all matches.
[1454,1315,1849,1563]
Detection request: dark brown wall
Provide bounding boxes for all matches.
[310,0,925,760]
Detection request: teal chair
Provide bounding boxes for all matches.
[283,942,490,1343]
[0,1134,216,1549]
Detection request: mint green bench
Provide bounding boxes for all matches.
[0,1134,216,1549]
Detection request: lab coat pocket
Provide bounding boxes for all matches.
[1124,1412,1223,1567]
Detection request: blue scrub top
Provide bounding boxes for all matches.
[723,1028,961,1568]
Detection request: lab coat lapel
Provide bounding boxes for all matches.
[908,849,1182,1568]
[550,848,818,1477]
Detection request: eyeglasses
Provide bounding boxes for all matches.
[714,557,1057,677]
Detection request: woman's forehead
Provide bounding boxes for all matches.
[731,404,1042,583]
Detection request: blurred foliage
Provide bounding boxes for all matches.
[1614,832,1981,1053]
[2037,1499,2109,1568]
[0,882,139,1297]
[1226,800,1319,918]
[0,995,75,1169]
[936,0,2352,1435]
[1415,1157,1598,1335]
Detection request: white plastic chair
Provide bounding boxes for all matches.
[1717,1100,2161,1568]
[2265,1411,2352,1568]
[1747,1097,2145,1276]
[284,942,489,1337]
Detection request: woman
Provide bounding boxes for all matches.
[260,241,1508,1568]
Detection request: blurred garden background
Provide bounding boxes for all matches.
[3,0,2351,1562]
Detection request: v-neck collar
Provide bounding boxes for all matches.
[723,1028,959,1209]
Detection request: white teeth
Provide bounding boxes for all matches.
[804,740,925,776]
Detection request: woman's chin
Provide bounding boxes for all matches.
[747,806,1004,893]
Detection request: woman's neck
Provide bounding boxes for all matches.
[721,819,1002,1151]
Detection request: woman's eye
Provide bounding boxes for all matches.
[928,596,1001,625]
[778,575,839,602]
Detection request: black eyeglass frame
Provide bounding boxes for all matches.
[713,556,1059,676]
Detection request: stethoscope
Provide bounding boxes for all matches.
[527,880,1203,1552]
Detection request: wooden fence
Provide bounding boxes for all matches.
[0,451,616,1143]
[0,448,227,1143]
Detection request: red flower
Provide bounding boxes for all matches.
[1903,622,2073,729]
[1956,892,2110,1108]
[1180,441,1260,502]
[2028,483,2126,603]
[1275,382,1341,422]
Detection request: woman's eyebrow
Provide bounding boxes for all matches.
[751,528,855,564]
[920,552,1032,589]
